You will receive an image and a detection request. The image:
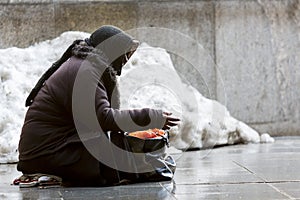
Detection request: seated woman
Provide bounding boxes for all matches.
[17,25,179,186]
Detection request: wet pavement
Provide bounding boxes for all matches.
[1,136,300,199]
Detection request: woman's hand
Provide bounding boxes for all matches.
[162,112,180,130]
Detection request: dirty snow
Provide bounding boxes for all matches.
[0,31,273,163]
[119,43,274,150]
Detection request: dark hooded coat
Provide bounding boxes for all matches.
[17,31,165,186]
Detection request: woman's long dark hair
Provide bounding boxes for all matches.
[25,40,82,107]
[25,40,120,109]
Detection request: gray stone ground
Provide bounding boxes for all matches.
[1,137,300,199]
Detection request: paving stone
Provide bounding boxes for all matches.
[1,137,300,199]
[173,183,289,200]
[272,182,300,199]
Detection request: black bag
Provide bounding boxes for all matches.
[110,131,176,184]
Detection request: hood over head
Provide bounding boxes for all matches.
[85,25,139,75]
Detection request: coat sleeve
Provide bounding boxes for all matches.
[95,82,165,133]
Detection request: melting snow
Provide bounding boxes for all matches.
[0,32,274,163]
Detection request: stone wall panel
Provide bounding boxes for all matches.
[0,0,299,136]
[0,3,55,48]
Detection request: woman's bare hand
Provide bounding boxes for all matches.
[162,112,180,130]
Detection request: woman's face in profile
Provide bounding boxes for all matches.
[114,41,139,76]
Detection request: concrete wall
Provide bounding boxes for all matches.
[0,0,299,136]
[215,0,300,136]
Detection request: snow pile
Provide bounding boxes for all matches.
[260,133,275,143]
[0,31,273,163]
[0,32,89,163]
[120,43,274,150]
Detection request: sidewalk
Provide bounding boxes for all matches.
[1,137,299,199]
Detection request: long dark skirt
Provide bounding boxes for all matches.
[17,142,120,187]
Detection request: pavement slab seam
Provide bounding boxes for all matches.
[174,180,300,186]
[159,181,177,200]
[232,160,296,200]
[267,184,297,200]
